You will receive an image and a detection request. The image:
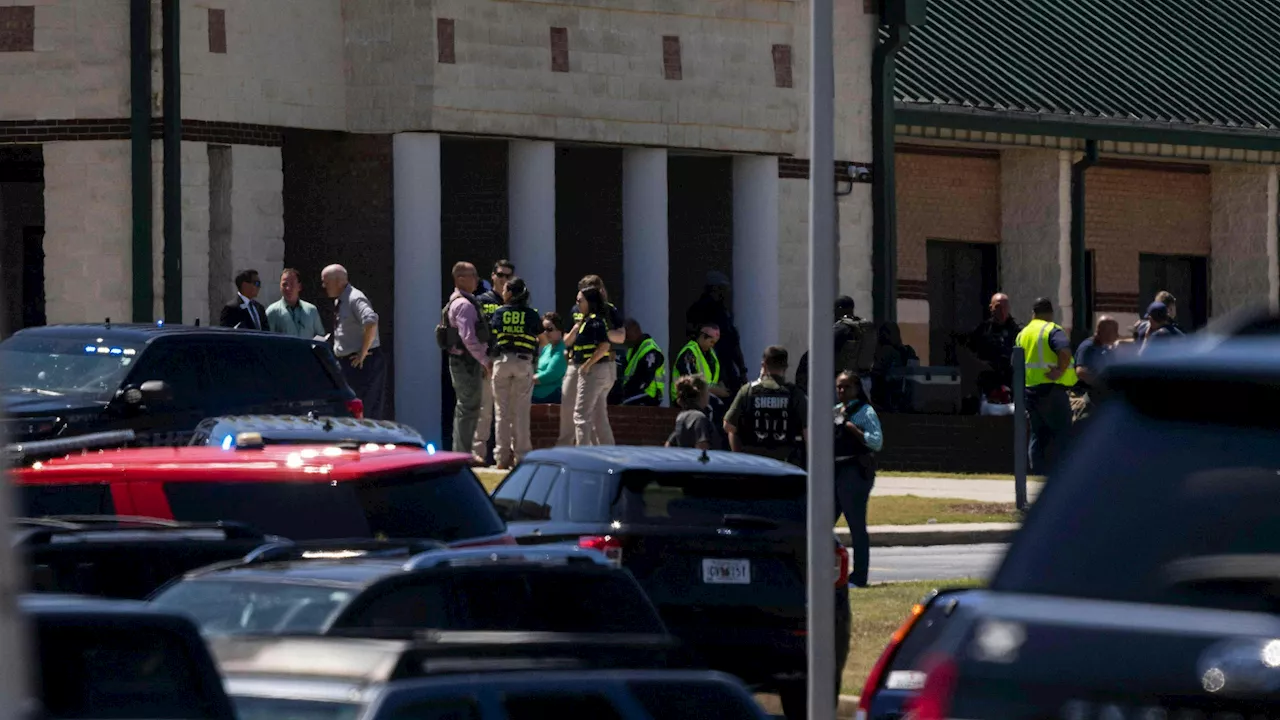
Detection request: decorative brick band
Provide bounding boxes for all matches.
[897,279,929,301]
[1094,292,1140,313]
[779,158,874,182]
[0,118,132,142]
[175,119,284,147]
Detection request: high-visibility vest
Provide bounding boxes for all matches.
[624,337,666,399]
[671,341,719,401]
[1016,318,1078,387]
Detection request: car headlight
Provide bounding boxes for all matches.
[3,416,62,439]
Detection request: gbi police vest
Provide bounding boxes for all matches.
[493,304,540,354]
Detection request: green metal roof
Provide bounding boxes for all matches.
[894,0,1280,141]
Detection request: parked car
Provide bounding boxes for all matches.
[902,338,1280,719]
[489,446,852,719]
[189,414,425,449]
[0,323,359,446]
[212,632,768,720]
[149,543,671,639]
[25,593,236,720]
[12,444,512,547]
[16,516,283,600]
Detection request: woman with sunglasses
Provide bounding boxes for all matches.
[564,286,613,445]
[533,312,567,404]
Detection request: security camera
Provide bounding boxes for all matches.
[848,164,872,183]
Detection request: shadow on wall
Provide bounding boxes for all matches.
[667,156,733,355]
[0,145,45,338]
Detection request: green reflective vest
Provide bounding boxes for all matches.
[1016,318,1078,387]
[671,341,719,401]
[624,337,666,399]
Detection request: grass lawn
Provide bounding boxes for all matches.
[843,579,983,695]
[878,470,1046,482]
[861,495,1019,526]
[474,468,506,494]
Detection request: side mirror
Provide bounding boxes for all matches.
[139,380,173,404]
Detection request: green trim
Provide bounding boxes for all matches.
[129,0,152,322]
[162,0,182,323]
[897,106,1280,153]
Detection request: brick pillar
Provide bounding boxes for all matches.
[1211,164,1279,317]
[1000,149,1072,328]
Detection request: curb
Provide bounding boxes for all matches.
[839,524,1019,547]
[756,694,860,718]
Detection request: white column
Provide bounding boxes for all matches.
[1000,149,1072,326]
[508,141,557,316]
[733,155,780,366]
[623,147,670,392]
[1211,164,1280,317]
[393,133,442,442]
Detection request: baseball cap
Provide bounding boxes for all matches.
[1147,301,1169,320]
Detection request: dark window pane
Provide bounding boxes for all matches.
[354,469,505,541]
[628,680,759,720]
[543,475,568,521]
[200,341,276,408]
[150,579,354,635]
[127,343,205,407]
[347,581,451,630]
[0,334,139,402]
[380,699,480,720]
[35,623,215,719]
[568,471,611,522]
[258,343,341,400]
[231,697,362,720]
[517,465,560,521]
[19,484,115,517]
[447,568,664,634]
[503,693,623,720]
[492,464,537,520]
[617,471,806,525]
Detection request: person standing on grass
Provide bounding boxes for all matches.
[567,286,613,446]
[666,374,715,450]
[834,370,883,589]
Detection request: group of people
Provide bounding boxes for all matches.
[218,265,387,419]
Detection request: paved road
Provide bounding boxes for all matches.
[873,477,1043,504]
[869,543,1007,584]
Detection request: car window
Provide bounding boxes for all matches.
[492,464,537,521]
[127,342,205,408]
[345,581,451,630]
[231,696,362,720]
[994,399,1280,612]
[150,580,354,635]
[568,470,612,523]
[517,465,561,521]
[258,342,342,400]
[0,333,140,402]
[628,680,760,720]
[161,468,505,542]
[616,471,806,526]
[19,484,115,516]
[445,568,665,634]
[379,698,480,720]
[503,693,624,720]
[200,341,277,408]
[35,622,218,719]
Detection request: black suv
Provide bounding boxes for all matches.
[490,447,852,719]
[0,324,358,445]
[902,339,1280,719]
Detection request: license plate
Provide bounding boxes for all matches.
[702,558,750,584]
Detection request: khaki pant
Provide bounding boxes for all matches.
[492,353,534,467]
[556,363,580,446]
[574,362,614,446]
[593,358,617,445]
[471,363,495,461]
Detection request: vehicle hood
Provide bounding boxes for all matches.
[1,390,105,417]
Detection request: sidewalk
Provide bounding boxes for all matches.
[873,475,1042,504]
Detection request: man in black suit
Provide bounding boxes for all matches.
[219,269,267,330]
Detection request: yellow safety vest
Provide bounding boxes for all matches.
[671,341,719,401]
[1016,318,1078,387]
[624,337,666,399]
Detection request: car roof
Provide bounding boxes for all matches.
[8,323,326,347]
[13,444,472,484]
[20,592,177,616]
[199,415,425,447]
[1105,336,1280,380]
[520,446,806,477]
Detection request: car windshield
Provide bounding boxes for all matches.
[994,394,1280,613]
[616,471,806,526]
[151,580,355,635]
[0,335,140,401]
[160,467,505,542]
[231,696,362,720]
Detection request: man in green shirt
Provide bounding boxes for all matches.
[266,268,327,340]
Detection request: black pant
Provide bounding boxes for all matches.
[341,349,387,420]
[1027,384,1071,475]
[834,460,875,586]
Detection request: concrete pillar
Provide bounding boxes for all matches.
[733,155,780,366]
[623,148,670,385]
[508,140,556,316]
[1000,148,1072,327]
[1211,164,1280,317]
[393,133,442,442]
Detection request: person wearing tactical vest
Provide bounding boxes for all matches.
[488,277,541,469]
[723,346,808,465]
[834,370,883,588]
[467,259,514,466]
[794,296,877,396]
[620,318,665,406]
[564,286,614,446]
[556,275,626,446]
[1015,297,1078,475]
[438,262,491,460]
[672,323,728,413]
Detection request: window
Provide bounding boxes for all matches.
[1138,253,1209,330]
[346,581,451,630]
[617,471,806,525]
[231,697,362,720]
[380,698,480,720]
[492,464,537,520]
[150,579,353,635]
[127,342,205,408]
[0,334,139,401]
[18,484,114,517]
[199,341,276,409]
[628,680,759,720]
[516,465,561,521]
[446,568,665,634]
[568,471,612,522]
[503,693,624,720]
[162,468,505,542]
[258,341,342,400]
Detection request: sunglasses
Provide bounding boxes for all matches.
[495,271,514,279]
[250,280,261,287]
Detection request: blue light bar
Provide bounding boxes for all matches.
[221,435,234,450]
[426,443,436,455]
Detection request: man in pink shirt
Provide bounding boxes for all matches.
[445,262,492,460]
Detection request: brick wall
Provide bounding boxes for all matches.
[529,404,682,449]
[555,146,624,314]
[440,137,509,303]
[877,413,1016,475]
[666,156,733,356]
[896,151,1001,283]
[1086,165,1211,296]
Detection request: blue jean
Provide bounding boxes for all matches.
[835,460,874,587]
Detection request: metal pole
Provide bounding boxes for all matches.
[0,295,31,716]
[129,0,153,322]
[1013,352,1028,509]
[161,0,182,323]
[807,0,837,716]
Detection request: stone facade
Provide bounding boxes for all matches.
[229,144,284,307]
[1211,164,1280,317]
[999,149,1070,326]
